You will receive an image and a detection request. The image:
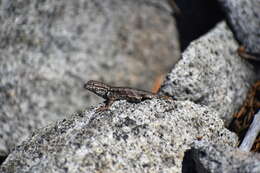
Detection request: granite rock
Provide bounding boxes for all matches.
[218,0,260,54]
[186,141,260,173]
[0,0,179,156]
[0,100,237,173]
[160,22,256,125]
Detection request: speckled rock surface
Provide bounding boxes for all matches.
[160,22,256,125]
[0,100,237,173]
[188,141,260,173]
[218,0,260,54]
[0,0,180,156]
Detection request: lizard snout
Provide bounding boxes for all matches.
[84,80,110,91]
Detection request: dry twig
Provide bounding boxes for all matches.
[229,81,260,152]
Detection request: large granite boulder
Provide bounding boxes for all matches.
[0,0,179,156]
[0,100,237,173]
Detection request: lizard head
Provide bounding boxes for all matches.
[84,80,110,98]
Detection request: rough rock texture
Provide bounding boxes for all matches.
[218,0,260,54]
[160,22,256,125]
[0,100,237,173]
[187,141,260,173]
[0,0,180,156]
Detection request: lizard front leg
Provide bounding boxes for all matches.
[96,98,115,112]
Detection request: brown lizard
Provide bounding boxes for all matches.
[84,80,172,111]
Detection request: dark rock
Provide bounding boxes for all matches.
[187,141,260,173]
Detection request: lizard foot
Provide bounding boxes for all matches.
[95,105,109,112]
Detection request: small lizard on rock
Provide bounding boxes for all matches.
[84,80,172,111]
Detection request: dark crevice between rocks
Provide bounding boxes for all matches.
[0,155,8,165]
[182,149,198,173]
[173,0,225,52]
[182,149,208,173]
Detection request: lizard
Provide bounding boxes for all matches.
[84,80,173,111]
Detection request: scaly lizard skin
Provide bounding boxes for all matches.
[84,80,170,111]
